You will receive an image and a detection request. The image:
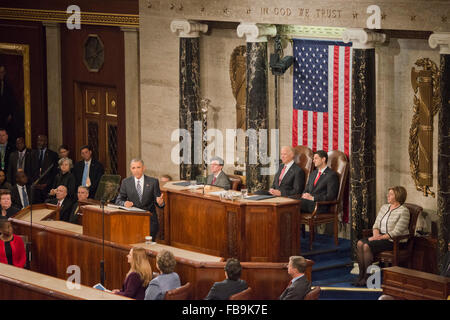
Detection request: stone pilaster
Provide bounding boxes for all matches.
[121,27,141,167]
[44,22,63,151]
[429,32,450,274]
[343,28,385,259]
[171,20,207,180]
[237,23,276,192]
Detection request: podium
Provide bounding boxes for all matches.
[81,205,151,245]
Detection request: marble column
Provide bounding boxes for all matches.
[121,27,141,167]
[429,32,450,274]
[343,29,386,258]
[44,22,63,151]
[237,23,276,192]
[171,20,208,180]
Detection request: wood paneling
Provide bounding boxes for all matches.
[0,19,47,146]
[411,236,438,274]
[82,205,151,245]
[163,188,301,262]
[61,24,126,179]
[10,205,313,300]
[382,266,449,300]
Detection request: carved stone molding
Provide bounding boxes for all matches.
[237,23,277,42]
[342,28,386,49]
[0,7,138,27]
[429,32,450,54]
[170,19,208,38]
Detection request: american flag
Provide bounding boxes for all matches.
[292,39,352,155]
[292,39,352,223]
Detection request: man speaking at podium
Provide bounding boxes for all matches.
[115,159,164,240]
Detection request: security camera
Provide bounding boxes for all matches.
[269,53,294,76]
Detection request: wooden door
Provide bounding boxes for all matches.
[75,83,119,174]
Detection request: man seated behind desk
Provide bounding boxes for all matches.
[115,159,164,240]
[300,150,339,213]
[206,156,231,190]
[269,146,305,197]
[45,185,73,222]
[205,258,248,300]
[279,256,311,300]
[69,186,89,224]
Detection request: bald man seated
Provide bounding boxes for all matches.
[45,185,73,222]
[269,146,305,197]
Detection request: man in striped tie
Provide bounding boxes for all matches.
[115,159,164,240]
[269,146,305,197]
[300,150,339,213]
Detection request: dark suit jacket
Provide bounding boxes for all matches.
[45,197,73,222]
[10,184,33,209]
[205,279,248,300]
[1,205,20,218]
[32,148,59,189]
[302,167,339,213]
[206,171,231,190]
[271,163,305,197]
[68,201,83,224]
[279,276,311,300]
[115,175,164,238]
[73,159,104,198]
[52,171,76,201]
[7,148,36,184]
[0,142,15,173]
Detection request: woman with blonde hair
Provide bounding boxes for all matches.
[112,247,152,299]
[353,186,410,286]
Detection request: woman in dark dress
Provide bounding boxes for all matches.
[112,247,152,300]
[0,217,26,268]
[49,158,76,201]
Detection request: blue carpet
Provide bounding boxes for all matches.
[301,232,381,299]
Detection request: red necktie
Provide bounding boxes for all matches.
[278,166,287,185]
[212,176,217,185]
[285,280,293,291]
[314,171,322,186]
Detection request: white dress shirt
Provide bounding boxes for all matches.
[279,160,294,182]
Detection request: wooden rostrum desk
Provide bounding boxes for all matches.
[159,181,302,262]
[9,203,313,299]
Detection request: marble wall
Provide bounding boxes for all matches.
[139,4,439,228]
[376,38,439,230]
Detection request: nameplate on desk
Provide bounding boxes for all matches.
[106,204,146,212]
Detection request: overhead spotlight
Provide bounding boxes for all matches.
[269,53,294,76]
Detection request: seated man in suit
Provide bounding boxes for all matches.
[269,146,305,197]
[279,256,311,300]
[69,186,90,224]
[300,150,339,213]
[206,156,231,190]
[205,258,248,300]
[73,145,104,198]
[11,171,32,209]
[115,159,164,240]
[0,190,20,218]
[45,185,73,222]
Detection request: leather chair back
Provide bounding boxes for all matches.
[294,145,314,188]
[304,286,321,300]
[229,287,253,300]
[228,174,242,191]
[326,150,349,212]
[164,282,192,300]
[402,203,422,238]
